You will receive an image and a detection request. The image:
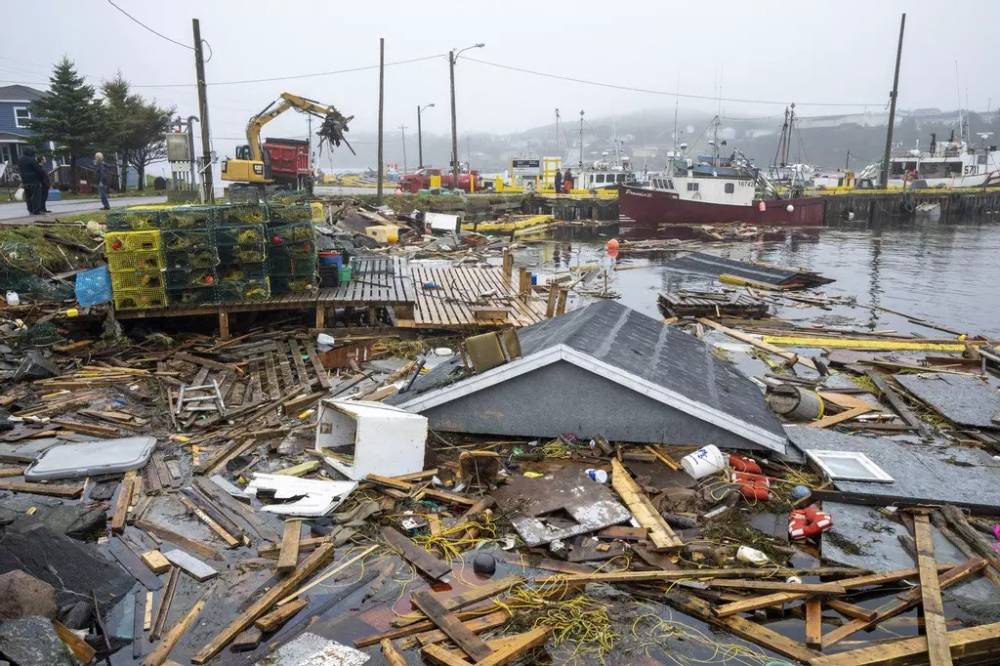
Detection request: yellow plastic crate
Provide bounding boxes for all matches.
[107,249,165,272]
[106,230,161,253]
[113,288,167,310]
[110,269,164,291]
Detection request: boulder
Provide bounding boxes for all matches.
[0,571,57,620]
[0,616,73,666]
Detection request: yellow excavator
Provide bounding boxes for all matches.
[221,92,354,193]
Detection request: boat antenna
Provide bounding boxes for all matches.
[672,74,680,156]
[954,60,964,144]
[578,110,584,168]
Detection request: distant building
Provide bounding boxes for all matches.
[0,84,46,167]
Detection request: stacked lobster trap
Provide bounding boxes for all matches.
[105,202,319,310]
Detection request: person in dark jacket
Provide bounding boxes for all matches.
[34,155,51,214]
[553,169,563,194]
[562,168,573,193]
[17,146,46,215]
[94,152,110,210]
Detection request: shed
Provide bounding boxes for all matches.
[389,301,787,454]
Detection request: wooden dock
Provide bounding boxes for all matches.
[114,256,547,337]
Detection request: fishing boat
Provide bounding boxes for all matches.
[886,131,999,189]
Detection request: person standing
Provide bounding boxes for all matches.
[17,146,45,215]
[563,168,573,193]
[553,168,563,194]
[95,152,110,210]
[34,154,51,214]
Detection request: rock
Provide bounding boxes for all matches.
[0,571,57,620]
[59,601,92,630]
[0,517,134,608]
[0,616,73,666]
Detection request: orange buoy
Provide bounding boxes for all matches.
[606,238,619,258]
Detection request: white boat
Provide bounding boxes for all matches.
[887,131,999,189]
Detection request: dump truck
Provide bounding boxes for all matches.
[221,92,353,195]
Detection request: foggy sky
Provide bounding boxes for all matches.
[3,0,997,176]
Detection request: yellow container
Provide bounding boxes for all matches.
[364,224,400,244]
[110,269,165,291]
[105,230,161,253]
[310,201,324,221]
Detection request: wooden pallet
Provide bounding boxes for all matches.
[408,265,546,329]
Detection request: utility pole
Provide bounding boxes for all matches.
[192,18,214,203]
[449,50,458,190]
[416,103,434,170]
[448,44,484,191]
[399,125,408,173]
[845,149,851,171]
[578,110,584,168]
[555,108,560,156]
[376,37,385,203]
[880,13,906,189]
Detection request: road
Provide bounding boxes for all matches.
[0,195,167,223]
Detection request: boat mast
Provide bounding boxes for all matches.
[880,13,906,188]
[578,110,584,168]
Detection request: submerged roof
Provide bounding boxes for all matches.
[667,251,833,287]
[392,300,787,453]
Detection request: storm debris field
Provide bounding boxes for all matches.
[0,197,999,666]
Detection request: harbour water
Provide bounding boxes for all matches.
[525,218,1000,338]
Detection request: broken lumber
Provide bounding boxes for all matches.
[698,318,817,370]
[276,519,302,573]
[610,458,682,550]
[913,513,954,666]
[536,566,863,586]
[381,526,451,580]
[142,599,205,666]
[821,558,986,649]
[191,543,335,663]
[411,590,494,661]
[809,620,1000,666]
[941,505,1000,577]
[0,479,83,497]
[389,575,523,629]
[381,638,407,666]
[254,598,307,632]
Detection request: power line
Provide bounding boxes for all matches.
[462,56,883,109]
[106,1,193,51]
[0,53,445,89]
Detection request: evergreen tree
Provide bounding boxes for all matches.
[28,58,102,192]
[99,74,173,191]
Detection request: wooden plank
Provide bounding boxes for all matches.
[809,620,1000,666]
[809,404,873,429]
[610,458,682,550]
[422,642,471,666]
[914,513,953,666]
[804,597,823,650]
[142,598,205,666]
[230,627,262,652]
[411,590,493,662]
[258,536,332,559]
[476,626,552,666]
[54,620,96,665]
[698,317,817,370]
[822,558,986,649]
[823,599,877,622]
[412,610,510,647]
[865,370,926,430]
[367,473,477,507]
[381,638,408,666]
[538,566,866,586]
[134,519,221,561]
[141,550,171,574]
[941,505,1000,577]
[150,567,179,641]
[176,494,239,547]
[390,576,523,629]
[276,544,378,605]
[382,526,451,580]
[714,565,950,617]
[0,479,84,497]
[707,580,846,594]
[191,543,335,663]
[110,470,139,533]
[665,589,822,664]
[276,519,302,574]
[304,342,331,389]
[254,597,307,632]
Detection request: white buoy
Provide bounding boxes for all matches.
[785,204,795,213]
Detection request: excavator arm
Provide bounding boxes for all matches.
[245,93,355,162]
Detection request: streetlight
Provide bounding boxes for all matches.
[417,103,434,169]
[449,43,485,190]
